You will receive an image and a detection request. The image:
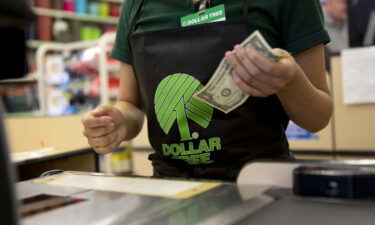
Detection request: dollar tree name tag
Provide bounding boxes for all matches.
[181,4,226,27]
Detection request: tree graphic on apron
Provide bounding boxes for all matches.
[155,73,214,141]
[155,73,222,165]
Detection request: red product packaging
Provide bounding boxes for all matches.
[37,16,52,41]
[63,0,75,11]
[35,0,51,8]
[110,5,120,17]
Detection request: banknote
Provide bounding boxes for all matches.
[194,30,284,113]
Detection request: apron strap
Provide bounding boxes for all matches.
[243,0,248,20]
[201,0,248,20]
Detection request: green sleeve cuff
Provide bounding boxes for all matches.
[110,47,134,65]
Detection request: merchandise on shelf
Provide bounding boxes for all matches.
[80,25,102,41]
[53,19,70,42]
[35,0,51,8]
[43,44,120,116]
[63,0,75,11]
[107,56,121,73]
[28,0,120,44]
[52,0,63,10]
[45,55,69,85]
[75,0,87,14]
[98,2,110,17]
[0,85,39,113]
[46,87,71,115]
[37,17,52,41]
[108,76,120,99]
[99,143,133,175]
[88,1,99,16]
[110,4,120,17]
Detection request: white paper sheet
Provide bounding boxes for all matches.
[47,175,203,197]
[237,162,301,188]
[341,46,375,105]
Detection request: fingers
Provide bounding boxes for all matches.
[225,44,294,96]
[92,105,125,129]
[232,71,269,97]
[232,46,270,84]
[82,106,124,154]
[82,115,113,128]
[83,123,116,138]
[225,49,247,78]
[272,48,290,58]
[84,122,120,154]
[226,48,255,85]
[226,47,274,97]
[243,48,272,83]
[92,105,114,117]
[88,130,118,148]
[246,47,277,75]
[81,106,114,129]
[88,129,120,155]
[94,141,120,155]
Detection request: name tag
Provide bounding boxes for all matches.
[180,4,226,27]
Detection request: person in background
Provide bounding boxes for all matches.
[323,0,350,53]
[0,1,34,224]
[322,0,349,71]
[0,0,35,79]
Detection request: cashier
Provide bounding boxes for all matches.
[82,0,333,181]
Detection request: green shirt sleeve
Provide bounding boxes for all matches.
[281,0,331,55]
[110,0,135,65]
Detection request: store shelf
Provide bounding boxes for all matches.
[102,0,124,3]
[33,7,119,24]
[3,111,42,118]
[0,74,37,84]
[27,40,61,49]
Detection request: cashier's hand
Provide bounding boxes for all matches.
[225,45,297,97]
[82,105,127,154]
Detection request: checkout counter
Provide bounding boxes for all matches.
[5,116,97,180]
[18,160,375,225]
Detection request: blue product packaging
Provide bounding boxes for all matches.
[75,0,87,14]
[88,2,99,16]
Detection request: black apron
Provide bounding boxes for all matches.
[129,0,291,181]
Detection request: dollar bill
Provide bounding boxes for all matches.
[193,30,284,114]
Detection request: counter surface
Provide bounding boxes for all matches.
[18,171,375,225]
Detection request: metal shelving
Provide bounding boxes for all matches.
[33,7,119,24]
[27,40,61,49]
[0,74,37,84]
[101,0,124,4]
[35,34,117,115]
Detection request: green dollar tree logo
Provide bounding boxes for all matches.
[154,73,213,141]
